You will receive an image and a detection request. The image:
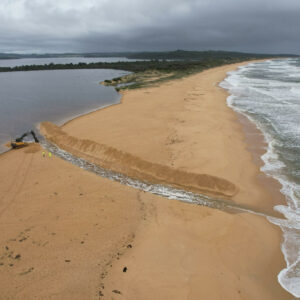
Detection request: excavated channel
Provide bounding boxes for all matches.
[39,138,278,219]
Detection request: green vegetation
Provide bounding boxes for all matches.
[101,70,176,90]
[0,50,296,90]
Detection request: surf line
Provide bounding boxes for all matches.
[40,138,284,220]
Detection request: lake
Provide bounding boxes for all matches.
[0,67,129,153]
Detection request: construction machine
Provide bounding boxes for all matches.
[10,130,39,149]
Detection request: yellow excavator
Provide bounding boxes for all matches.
[10,130,39,149]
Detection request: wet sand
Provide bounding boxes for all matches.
[0,62,292,299]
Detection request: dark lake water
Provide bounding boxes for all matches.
[0,68,129,152]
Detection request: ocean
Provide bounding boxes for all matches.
[0,59,131,153]
[220,58,300,298]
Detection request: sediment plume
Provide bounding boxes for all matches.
[41,122,238,198]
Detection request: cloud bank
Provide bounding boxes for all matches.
[0,0,299,53]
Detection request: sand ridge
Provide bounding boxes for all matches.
[41,122,238,198]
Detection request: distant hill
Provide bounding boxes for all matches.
[0,50,298,60]
[0,53,87,60]
[121,50,299,60]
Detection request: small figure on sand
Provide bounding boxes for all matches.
[42,151,45,157]
[48,152,52,158]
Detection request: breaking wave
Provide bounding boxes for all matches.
[221,58,300,298]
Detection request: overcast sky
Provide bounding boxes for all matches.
[0,0,299,54]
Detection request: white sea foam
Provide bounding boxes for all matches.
[221,58,300,298]
[291,87,300,97]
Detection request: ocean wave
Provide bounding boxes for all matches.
[221,58,300,298]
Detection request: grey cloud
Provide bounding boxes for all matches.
[0,0,299,54]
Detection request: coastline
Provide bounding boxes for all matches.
[0,61,292,299]
[230,103,286,206]
[55,60,286,213]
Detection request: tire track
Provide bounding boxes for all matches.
[0,152,34,218]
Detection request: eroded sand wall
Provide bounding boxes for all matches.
[41,122,238,198]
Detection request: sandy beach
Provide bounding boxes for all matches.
[0,62,292,299]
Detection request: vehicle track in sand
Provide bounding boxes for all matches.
[0,151,34,218]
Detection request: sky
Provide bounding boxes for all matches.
[0,0,299,54]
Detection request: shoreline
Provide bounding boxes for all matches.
[60,60,286,212]
[0,60,292,299]
[221,64,286,210]
[67,59,286,211]
[220,77,286,208]
[230,102,286,206]
[56,59,286,210]
[53,59,286,211]
[4,59,285,211]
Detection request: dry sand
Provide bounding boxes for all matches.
[0,62,292,299]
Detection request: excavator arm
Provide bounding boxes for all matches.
[11,130,39,149]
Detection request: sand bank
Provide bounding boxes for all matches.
[0,61,291,299]
[41,122,237,198]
